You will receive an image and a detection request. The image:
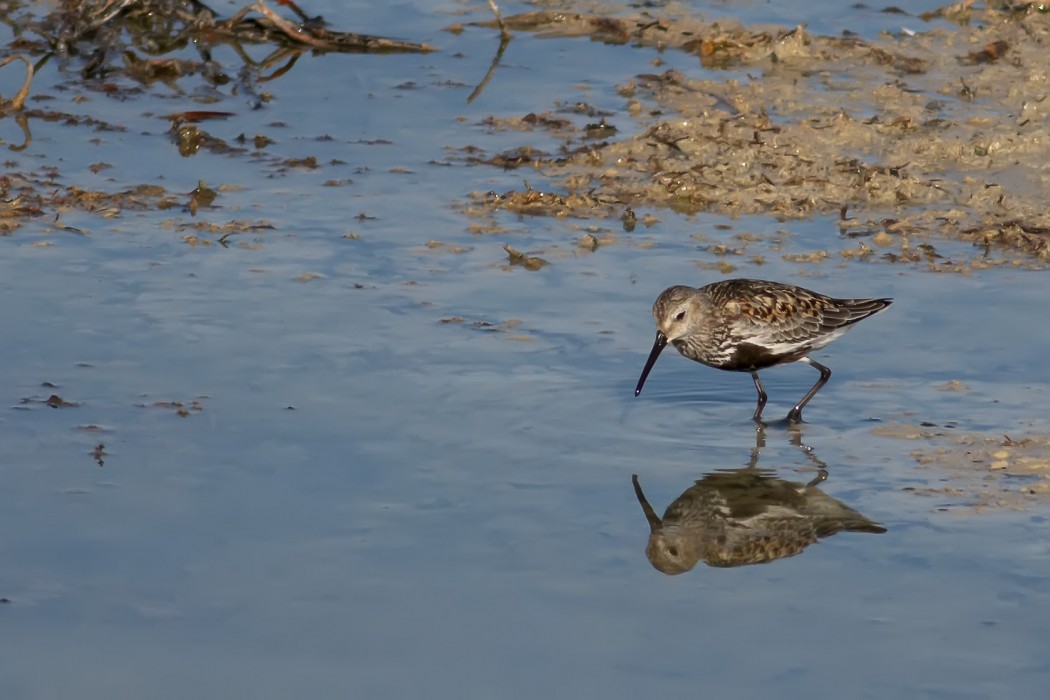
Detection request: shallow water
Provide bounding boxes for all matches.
[1,1,1049,698]
[684,0,953,37]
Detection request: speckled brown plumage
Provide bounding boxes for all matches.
[632,469,886,574]
[634,279,892,421]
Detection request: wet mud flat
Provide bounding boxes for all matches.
[465,1,1050,267]
[6,0,1048,268]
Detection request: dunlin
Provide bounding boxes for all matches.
[632,469,886,573]
[634,279,892,421]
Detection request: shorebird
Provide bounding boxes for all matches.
[634,279,892,421]
[632,469,886,572]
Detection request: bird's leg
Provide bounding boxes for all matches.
[750,372,768,422]
[787,357,831,422]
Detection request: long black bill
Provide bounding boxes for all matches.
[632,475,662,533]
[634,331,667,396]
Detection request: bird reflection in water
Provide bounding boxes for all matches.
[632,427,885,574]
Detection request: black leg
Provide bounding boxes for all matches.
[750,372,768,422]
[787,357,831,422]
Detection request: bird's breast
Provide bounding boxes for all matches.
[673,337,793,371]
[671,337,727,367]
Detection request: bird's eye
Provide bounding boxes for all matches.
[667,546,679,557]
[674,311,686,322]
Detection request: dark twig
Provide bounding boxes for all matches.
[467,33,510,104]
[6,112,32,152]
[254,0,330,48]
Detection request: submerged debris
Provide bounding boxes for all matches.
[39,0,435,68]
[138,397,207,417]
[503,243,548,270]
[0,1,434,238]
[45,394,78,408]
[875,423,1050,511]
[438,314,534,340]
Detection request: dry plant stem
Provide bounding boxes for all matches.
[93,0,137,28]
[487,0,509,39]
[469,0,513,103]
[253,0,329,49]
[0,55,35,112]
[276,0,311,23]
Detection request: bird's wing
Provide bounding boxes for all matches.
[725,290,885,351]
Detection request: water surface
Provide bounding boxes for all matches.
[1,2,1048,698]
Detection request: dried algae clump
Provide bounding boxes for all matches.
[503,243,549,270]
